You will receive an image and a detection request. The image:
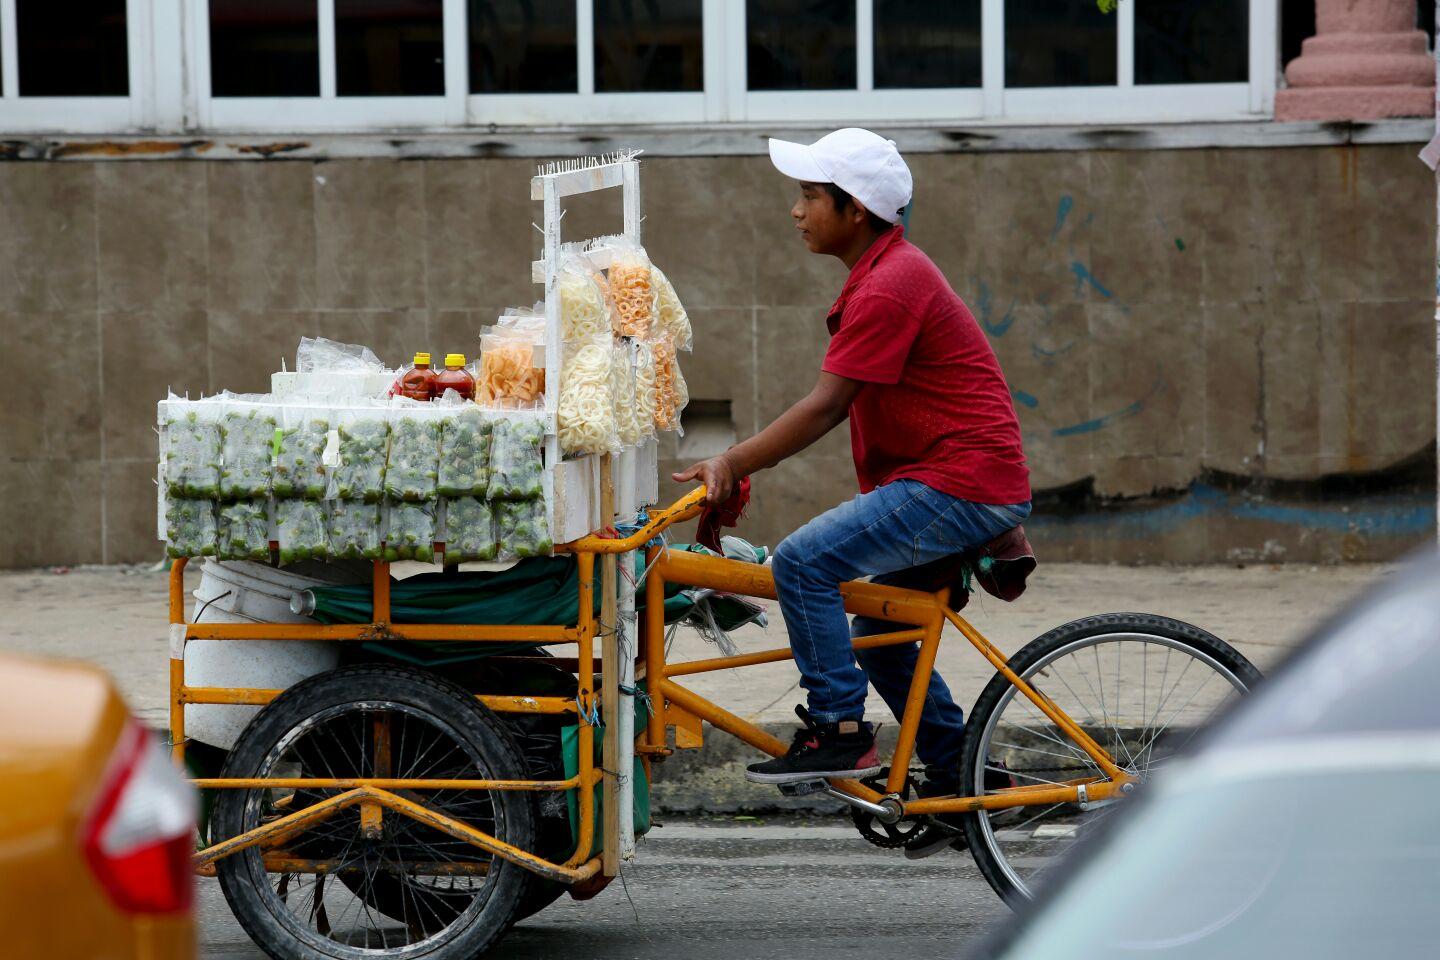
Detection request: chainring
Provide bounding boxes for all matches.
[849,770,924,849]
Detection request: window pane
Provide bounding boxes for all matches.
[595,0,703,92]
[1006,0,1115,87]
[1136,0,1248,84]
[469,0,577,93]
[337,0,445,95]
[875,0,980,88]
[747,0,856,91]
[210,0,320,97]
[17,0,127,96]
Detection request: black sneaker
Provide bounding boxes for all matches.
[745,705,882,784]
[903,762,1017,860]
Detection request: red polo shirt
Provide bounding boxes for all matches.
[822,227,1030,505]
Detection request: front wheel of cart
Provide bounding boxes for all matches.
[212,664,537,959]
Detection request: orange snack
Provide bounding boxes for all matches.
[609,253,655,339]
[478,341,545,408]
[652,338,682,432]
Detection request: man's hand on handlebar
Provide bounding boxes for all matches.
[672,455,738,505]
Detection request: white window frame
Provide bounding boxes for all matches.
[0,0,146,133]
[0,0,1280,134]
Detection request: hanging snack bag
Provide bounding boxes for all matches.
[386,502,435,563]
[444,497,497,564]
[327,499,383,561]
[219,401,277,499]
[610,340,643,448]
[652,336,689,433]
[486,414,546,500]
[216,501,270,562]
[276,499,328,565]
[559,253,612,341]
[273,406,329,499]
[162,398,223,500]
[633,343,658,437]
[478,328,545,409]
[330,409,389,502]
[650,263,693,352]
[558,336,618,456]
[608,240,656,339]
[437,406,492,497]
[165,498,218,559]
[384,405,441,502]
[497,499,553,560]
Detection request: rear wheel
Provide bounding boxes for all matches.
[212,664,535,959]
[959,613,1261,905]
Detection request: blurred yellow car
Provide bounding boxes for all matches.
[0,653,196,959]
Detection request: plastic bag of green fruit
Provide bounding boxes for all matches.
[486,414,545,501]
[219,401,277,499]
[217,500,271,562]
[327,499,383,561]
[497,499,553,559]
[385,502,435,563]
[443,497,497,564]
[437,407,492,497]
[384,407,441,502]
[276,499,329,565]
[274,406,329,499]
[329,413,388,503]
[165,498,218,559]
[161,397,223,500]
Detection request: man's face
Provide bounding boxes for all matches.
[791,182,862,256]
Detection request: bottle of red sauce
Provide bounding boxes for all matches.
[434,353,476,401]
[396,352,437,400]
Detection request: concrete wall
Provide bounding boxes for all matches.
[0,143,1433,567]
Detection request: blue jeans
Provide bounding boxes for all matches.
[770,479,1031,777]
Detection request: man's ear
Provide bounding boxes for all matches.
[850,197,872,224]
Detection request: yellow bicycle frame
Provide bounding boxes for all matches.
[173,486,1131,886]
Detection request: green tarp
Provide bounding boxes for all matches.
[562,692,651,859]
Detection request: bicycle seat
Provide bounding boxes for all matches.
[904,524,1037,612]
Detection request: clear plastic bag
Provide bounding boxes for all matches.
[478,328,545,409]
[384,406,441,502]
[634,344,658,439]
[219,402,277,499]
[651,263,693,352]
[437,406,493,497]
[216,501,270,562]
[559,254,612,341]
[611,340,644,448]
[385,502,435,563]
[608,241,656,339]
[296,336,386,374]
[327,499,383,561]
[486,415,546,500]
[443,497,497,564]
[558,336,618,456]
[162,398,222,500]
[652,336,688,433]
[330,411,389,503]
[497,499,553,559]
[276,499,329,565]
[165,498,218,559]
[273,407,330,499]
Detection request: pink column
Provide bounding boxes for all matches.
[1275,0,1434,121]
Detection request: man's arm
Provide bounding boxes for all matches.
[672,371,864,504]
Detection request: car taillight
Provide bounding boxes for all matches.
[80,720,197,915]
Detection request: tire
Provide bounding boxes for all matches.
[958,613,1262,906]
[212,664,536,959]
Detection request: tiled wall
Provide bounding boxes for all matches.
[0,144,1432,566]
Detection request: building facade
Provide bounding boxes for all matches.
[0,1,1434,566]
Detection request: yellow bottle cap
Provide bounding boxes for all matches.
[413,352,431,365]
[445,353,466,367]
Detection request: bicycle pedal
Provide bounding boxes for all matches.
[776,779,828,797]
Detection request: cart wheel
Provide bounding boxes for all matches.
[212,664,536,959]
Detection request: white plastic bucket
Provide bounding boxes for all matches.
[185,560,347,749]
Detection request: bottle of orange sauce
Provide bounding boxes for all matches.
[434,353,476,401]
[395,352,437,400]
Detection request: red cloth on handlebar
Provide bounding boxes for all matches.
[696,477,750,553]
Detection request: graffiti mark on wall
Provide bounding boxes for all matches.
[1051,377,1165,437]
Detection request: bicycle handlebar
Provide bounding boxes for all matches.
[560,485,710,554]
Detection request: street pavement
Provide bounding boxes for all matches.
[195,816,1011,959]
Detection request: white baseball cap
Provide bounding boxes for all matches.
[768,128,913,224]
